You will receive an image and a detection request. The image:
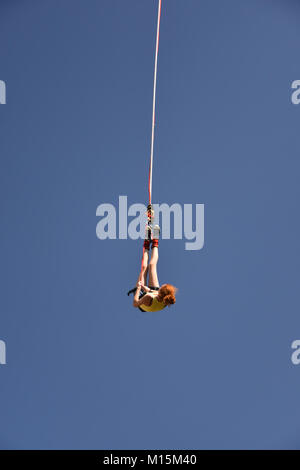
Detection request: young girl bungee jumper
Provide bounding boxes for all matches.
[128,222,177,312]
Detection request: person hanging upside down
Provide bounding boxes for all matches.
[128,224,177,312]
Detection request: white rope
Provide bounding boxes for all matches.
[148,0,162,205]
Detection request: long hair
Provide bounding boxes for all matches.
[159,284,177,306]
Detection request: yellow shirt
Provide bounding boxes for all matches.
[140,295,166,312]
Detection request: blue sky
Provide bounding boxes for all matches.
[0,0,300,449]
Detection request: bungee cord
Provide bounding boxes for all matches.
[148,0,162,207]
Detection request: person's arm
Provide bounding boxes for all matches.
[139,284,151,293]
[133,286,152,308]
[133,295,152,308]
[133,285,142,307]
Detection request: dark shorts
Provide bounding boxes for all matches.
[139,286,159,312]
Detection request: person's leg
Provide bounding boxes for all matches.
[137,241,150,285]
[148,244,159,288]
